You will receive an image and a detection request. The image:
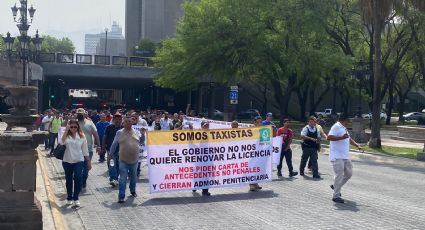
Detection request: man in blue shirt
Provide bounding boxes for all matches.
[262,112,277,135]
[96,114,110,162]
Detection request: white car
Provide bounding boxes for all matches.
[361,112,387,120]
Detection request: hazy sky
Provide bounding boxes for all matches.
[0,0,125,52]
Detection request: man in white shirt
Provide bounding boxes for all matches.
[327,113,362,203]
[159,112,172,130]
[42,111,53,150]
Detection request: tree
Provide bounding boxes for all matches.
[359,0,425,148]
[41,36,75,53]
[0,35,4,51]
[132,38,157,57]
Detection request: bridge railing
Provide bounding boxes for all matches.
[37,52,154,68]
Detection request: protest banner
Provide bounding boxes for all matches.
[183,116,253,129]
[58,127,66,144]
[146,126,273,193]
[272,137,283,165]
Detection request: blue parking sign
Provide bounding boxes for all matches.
[230,90,238,100]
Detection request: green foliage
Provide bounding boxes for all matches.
[0,35,4,51]
[155,0,353,92]
[131,38,157,57]
[41,36,75,53]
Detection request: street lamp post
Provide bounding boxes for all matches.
[104,28,108,65]
[2,0,42,86]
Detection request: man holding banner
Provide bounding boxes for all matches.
[191,120,212,196]
[276,119,298,177]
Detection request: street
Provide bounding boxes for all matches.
[40,145,425,230]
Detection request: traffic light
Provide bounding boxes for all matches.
[50,95,55,99]
[136,98,139,102]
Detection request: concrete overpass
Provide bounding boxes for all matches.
[42,63,157,88]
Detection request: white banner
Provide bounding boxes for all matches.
[272,137,283,165]
[183,116,254,129]
[58,127,66,144]
[147,127,273,193]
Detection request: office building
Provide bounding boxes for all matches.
[85,21,125,55]
[125,0,184,52]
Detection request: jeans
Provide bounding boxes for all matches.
[137,162,141,176]
[82,151,93,186]
[277,148,294,173]
[300,147,319,176]
[108,156,119,181]
[332,159,353,198]
[62,161,84,201]
[44,132,50,149]
[49,132,58,154]
[118,161,138,199]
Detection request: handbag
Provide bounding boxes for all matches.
[53,144,66,160]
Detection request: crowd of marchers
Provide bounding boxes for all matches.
[36,107,361,207]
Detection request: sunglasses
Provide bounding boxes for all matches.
[70,126,78,129]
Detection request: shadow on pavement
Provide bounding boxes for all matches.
[354,159,425,174]
[140,190,278,206]
[333,200,360,212]
[101,197,139,210]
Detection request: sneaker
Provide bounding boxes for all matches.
[110,180,118,187]
[192,190,197,193]
[73,200,81,207]
[118,198,125,203]
[255,184,262,190]
[289,171,298,177]
[330,185,341,197]
[332,197,345,203]
[66,200,73,205]
[130,192,137,197]
[277,170,282,177]
[313,175,321,179]
[300,171,305,176]
[201,191,211,196]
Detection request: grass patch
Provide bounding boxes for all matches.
[361,145,421,159]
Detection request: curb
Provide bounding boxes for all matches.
[38,149,67,230]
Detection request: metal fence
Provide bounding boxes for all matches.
[34,52,154,68]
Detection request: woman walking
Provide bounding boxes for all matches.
[61,120,92,207]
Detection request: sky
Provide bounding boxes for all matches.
[0,0,125,53]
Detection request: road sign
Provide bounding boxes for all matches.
[230,85,238,104]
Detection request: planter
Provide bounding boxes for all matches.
[3,85,38,116]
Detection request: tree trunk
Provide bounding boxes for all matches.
[397,95,405,124]
[369,0,382,148]
[271,78,292,124]
[386,76,394,125]
[297,85,309,122]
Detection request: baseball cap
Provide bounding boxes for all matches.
[76,108,86,114]
[266,112,273,117]
[231,120,238,126]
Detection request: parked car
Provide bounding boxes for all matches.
[237,109,260,120]
[315,109,340,118]
[403,112,425,121]
[361,112,387,120]
[201,108,224,119]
